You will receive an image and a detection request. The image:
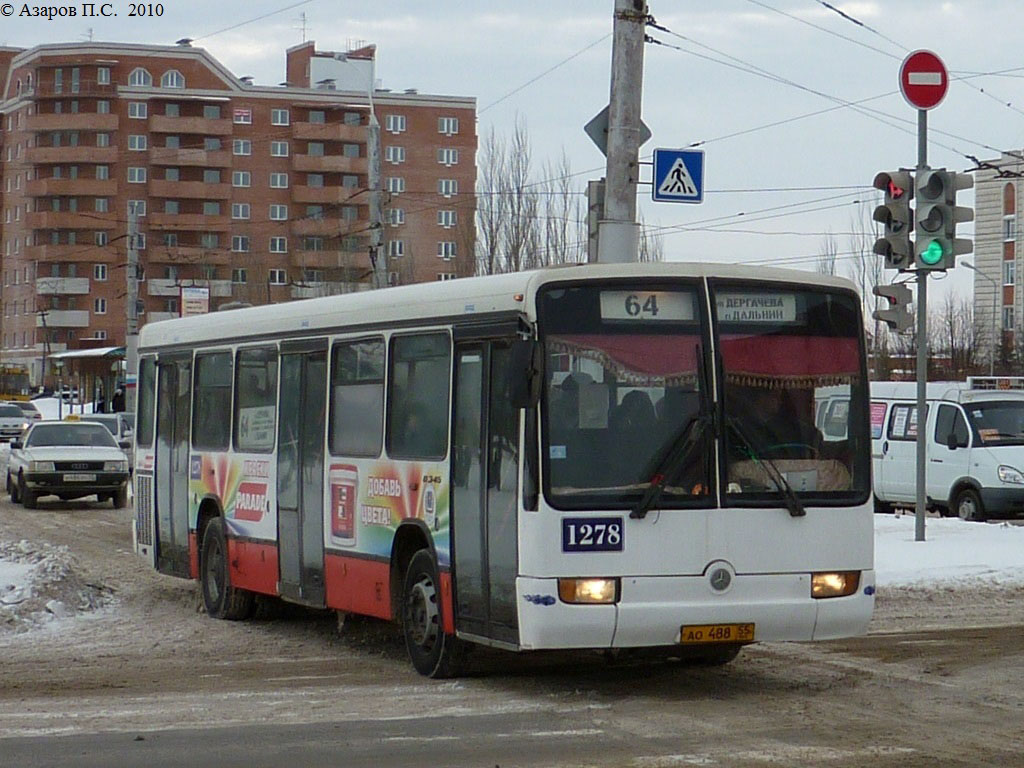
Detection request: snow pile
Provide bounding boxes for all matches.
[0,539,111,633]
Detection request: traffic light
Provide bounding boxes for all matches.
[872,171,913,270]
[913,169,974,271]
[872,283,913,333]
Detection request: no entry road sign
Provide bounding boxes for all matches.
[900,50,948,111]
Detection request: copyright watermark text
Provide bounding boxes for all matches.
[0,3,165,18]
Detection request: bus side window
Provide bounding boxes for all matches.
[192,351,232,451]
[387,333,451,460]
[234,347,278,453]
[330,338,385,457]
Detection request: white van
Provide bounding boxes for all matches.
[868,377,1024,520]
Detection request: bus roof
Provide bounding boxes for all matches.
[139,262,860,351]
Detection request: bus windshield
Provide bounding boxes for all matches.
[716,283,869,504]
[965,401,1024,446]
[539,283,709,509]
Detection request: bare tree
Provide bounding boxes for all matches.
[475,127,507,276]
[817,231,838,276]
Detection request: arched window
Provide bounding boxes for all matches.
[26,73,32,90]
[161,69,185,89]
[15,79,21,94]
[128,68,152,87]
[1004,182,1016,216]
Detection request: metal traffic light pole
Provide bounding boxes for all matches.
[914,110,928,542]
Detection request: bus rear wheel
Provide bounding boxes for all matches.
[402,550,465,678]
[200,517,255,620]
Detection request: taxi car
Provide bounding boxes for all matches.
[7,421,130,509]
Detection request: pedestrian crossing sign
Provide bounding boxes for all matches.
[652,149,705,203]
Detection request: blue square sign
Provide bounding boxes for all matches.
[652,148,705,203]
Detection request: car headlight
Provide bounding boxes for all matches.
[104,460,128,472]
[19,422,28,431]
[998,465,1024,485]
[28,460,54,473]
[811,571,861,599]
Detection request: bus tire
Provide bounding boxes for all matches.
[954,488,985,522]
[200,517,255,621]
[402,549,465,678]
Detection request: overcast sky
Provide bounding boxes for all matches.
[8,0,1024,302]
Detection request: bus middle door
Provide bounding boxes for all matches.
[154,354,192,578]
[276,339,328,607]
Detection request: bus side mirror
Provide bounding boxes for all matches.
[508,339,543,409]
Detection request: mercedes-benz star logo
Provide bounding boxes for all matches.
[709,568,732,592]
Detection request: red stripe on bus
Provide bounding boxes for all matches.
[227,539,279,595]
[439,570,455,635]
[324,553,393,621]
[188,532,199,580]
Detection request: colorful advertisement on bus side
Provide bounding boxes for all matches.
[187,453,451,566]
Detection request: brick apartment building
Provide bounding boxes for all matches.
[0,40,477,381]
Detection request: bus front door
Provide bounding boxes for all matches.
[154,355,192,578]
[276,342,328,607]
[452,341,520,647]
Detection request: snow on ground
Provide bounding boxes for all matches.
[1,513,1023,635]
[30,396,95,422]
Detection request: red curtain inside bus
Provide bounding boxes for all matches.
[546,334,701,386]
[719,334,860,388]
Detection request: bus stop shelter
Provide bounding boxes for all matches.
[47,346,125,413]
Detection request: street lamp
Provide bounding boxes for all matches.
[962,261,998,376]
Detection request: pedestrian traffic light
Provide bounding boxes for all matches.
[872,171,913,270]
[872,283,913,333]
[914,169,974,271]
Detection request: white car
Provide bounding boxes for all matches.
[0,402,30,441]
[7,421,131,509]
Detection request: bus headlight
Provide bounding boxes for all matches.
[811,571,860,599]
[104,460,128,472]
[558,578,619,604]
[998,465,1024,485]
[28,460,54,473]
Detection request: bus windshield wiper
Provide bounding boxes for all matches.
[726,417,806,518]
[631,413,710,520]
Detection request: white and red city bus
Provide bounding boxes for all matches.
[133,262,874,677]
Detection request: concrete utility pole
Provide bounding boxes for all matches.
[598,0,647,264]
[914,112,927,542]
[363,55,386,290]
[125,209,139,415]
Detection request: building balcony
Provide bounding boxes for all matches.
[26,113,119,133]
[148,115,233,135]
[26,244,115,263]
[25,178,117,198]
[291,186,364,205]
[149,180,232,200]
[35,277,91,295]
[36,310,90,328]
[26,211,115,230]
[292,122,364,142]
[146,213,230,231]
[291,216,365,237]
[291,249,370,271]
[146,245,230,265]
[147,279,233,298]
[149,148,231,167]
[25,146,119,165]
[292,154,366,174]
[145,312,179,323]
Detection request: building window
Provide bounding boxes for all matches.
[94,264,107,281]
[128,134,147,151]
[270,141,289,157]
[302,268,324,283]
[97,100,110,114]
[269,268,287,285]
[203,169,221,184]
[439,178,458,198]
[341,205,358,222]
[387,177,406,194]
[271,109,290,126]
[204,137,221,151]
[233,108,252,124]
[94,198,109,213]
[343,111,361,126]
[165,298,179,314]
[96,165,109,180]
[232,235,250,252]
[232,170,251,188]
[1004,215,1016,242]
[269,204,288,221]
[97,67,110,85]
[161,70,185,88]
[438,116,459,136]
[438,241,457,260]
[270,172,288,188]
[270,237,287,253]
[306,205,324,219]
[385,146,405,164]
[437,209,457,228]
[308,109,326,124]
[307,173,324,188]
[165,136,181,150]
[438,148,459,166]
[94,298,107,314]
[343,143,360,158]
[128,101,147,119]
[385,114,406,133]
[163,233,178,247]
[233,139,252,155]
[128,200,146,216]
[203,202,221,216]
[134,233,146,250]
[1004,260,1016,286]
[95,232,108,246]
[302,236,325,251]
[203,105,221,120]
[231,268,247,284]
[387,239,404,258]
[164,200,180,214]
[128,68,152,87]
[232,202,250,219]
[438,273,457,281]
[201,233,219,249]
[128,167,147,183]
[1004,307,1015,331]
[307,141,324,157]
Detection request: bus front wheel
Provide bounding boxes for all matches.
[402,550,465,678]
[200,517,255,620]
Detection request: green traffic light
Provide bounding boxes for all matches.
[920,239,945,266]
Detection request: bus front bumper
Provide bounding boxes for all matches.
[516,570,875,650]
